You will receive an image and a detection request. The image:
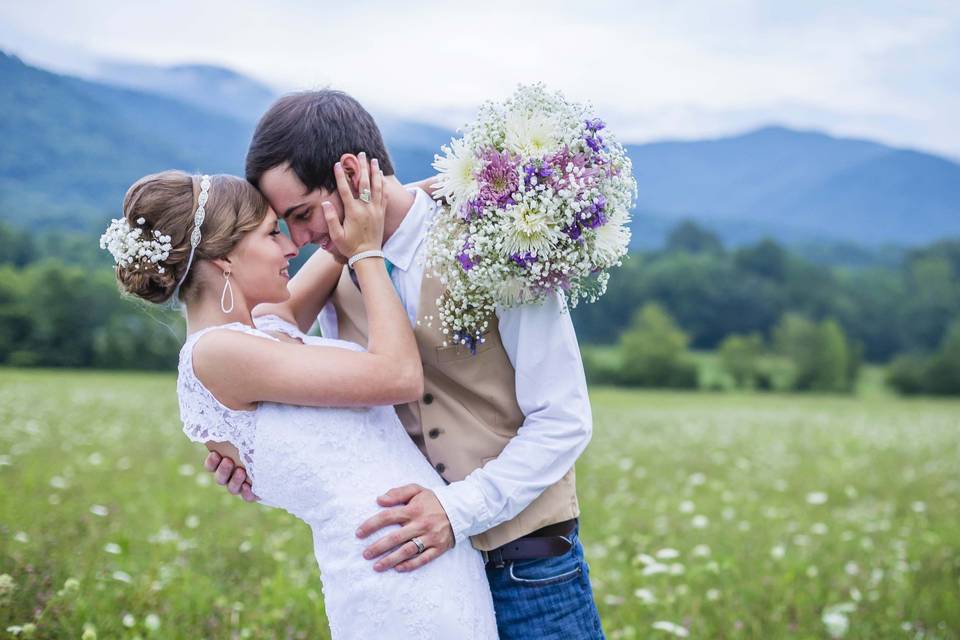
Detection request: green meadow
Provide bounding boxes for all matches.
[1,369,958,638]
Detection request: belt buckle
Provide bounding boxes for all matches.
[481,548,505,569]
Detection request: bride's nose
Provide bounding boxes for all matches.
[280,233,299,258]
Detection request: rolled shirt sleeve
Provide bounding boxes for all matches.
[431,291,593,546]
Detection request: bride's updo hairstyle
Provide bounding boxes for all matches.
[114,171,269,304]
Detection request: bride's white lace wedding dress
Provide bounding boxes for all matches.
[177,316,498,639]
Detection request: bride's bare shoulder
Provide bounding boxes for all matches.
[190,328,279,410]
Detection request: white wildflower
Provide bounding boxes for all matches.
[0,573,15,598]
[641,563,670,576]
[634,588,656,604]
[144,613,161,631]
[112,570,132,583]
[652,621,689,637]
[822,603,856,638]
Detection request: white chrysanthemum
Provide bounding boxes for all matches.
[494,274,531,307]
[501,201,562,257]
[432,138,480,206]
[590,208,631,266]
[504,110,559,157]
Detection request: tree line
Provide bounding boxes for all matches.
[1,219,958,393]
[570,222,960,394]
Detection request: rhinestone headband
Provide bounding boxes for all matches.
[171,174,211,299]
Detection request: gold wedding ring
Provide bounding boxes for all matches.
[359,188,372,203]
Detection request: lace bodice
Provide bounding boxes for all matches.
[175,317,498,639]
[177,322,274,483]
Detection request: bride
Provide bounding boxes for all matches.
[101,158,498,638]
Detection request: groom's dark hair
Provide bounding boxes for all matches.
[245,89,395,193]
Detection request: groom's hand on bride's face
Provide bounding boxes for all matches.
[355,484,455,573]
[203,451,259,502]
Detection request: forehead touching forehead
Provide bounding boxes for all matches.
[261,163,316,218]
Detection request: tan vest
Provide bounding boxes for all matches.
[330,266,580,550]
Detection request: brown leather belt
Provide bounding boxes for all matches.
[481,518,577,568]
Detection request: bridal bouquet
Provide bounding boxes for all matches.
[425,83,637,350]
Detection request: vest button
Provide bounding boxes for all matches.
[423,393,434,405]
[428,428,440,439]
[435,462,446,474]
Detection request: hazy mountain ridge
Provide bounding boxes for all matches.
[0,52,253,229]
[2,52,958,247]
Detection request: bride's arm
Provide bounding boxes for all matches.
[194,157,423,409]
[253,248,344,334]
[253,173,432,334]
[405,176,445,203]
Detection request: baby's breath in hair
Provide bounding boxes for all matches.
[99,217,173,273]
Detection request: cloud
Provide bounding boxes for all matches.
[1,0,957,156]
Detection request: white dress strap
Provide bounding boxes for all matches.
[253,314,308,341]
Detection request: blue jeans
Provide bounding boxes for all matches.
[485,522,605,639]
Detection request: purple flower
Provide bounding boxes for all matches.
[564,223,583,241]
[585,135,603,153]
[583,118,607,153]
[585,118,606,133]
[522,161,554,188]
[460,198,485,221]
[510,251,538,268]
[454,331,482,355]
[457,241,476,271]
[569,195,608,232]
[478,150,519,208]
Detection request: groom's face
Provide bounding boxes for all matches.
[258,164,346,259]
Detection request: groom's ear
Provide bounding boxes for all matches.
[337,153,362,198]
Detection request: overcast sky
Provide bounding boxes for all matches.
[2,0,958,157]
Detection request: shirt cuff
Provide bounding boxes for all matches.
[430,480,490,548]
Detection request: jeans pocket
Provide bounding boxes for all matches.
[507,552,583,587]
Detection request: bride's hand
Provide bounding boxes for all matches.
[405,175,445,204]
[323,153,386,259]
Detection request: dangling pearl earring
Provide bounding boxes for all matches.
[220,271,234,314]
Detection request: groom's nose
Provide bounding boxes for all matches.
[290,224,311,248]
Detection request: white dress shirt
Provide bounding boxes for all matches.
[318,188,593,546]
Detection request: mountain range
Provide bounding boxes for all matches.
[2,50,958,248]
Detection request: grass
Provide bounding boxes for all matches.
[1,368,958,638]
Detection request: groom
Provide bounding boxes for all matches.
[206,89,604,639]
